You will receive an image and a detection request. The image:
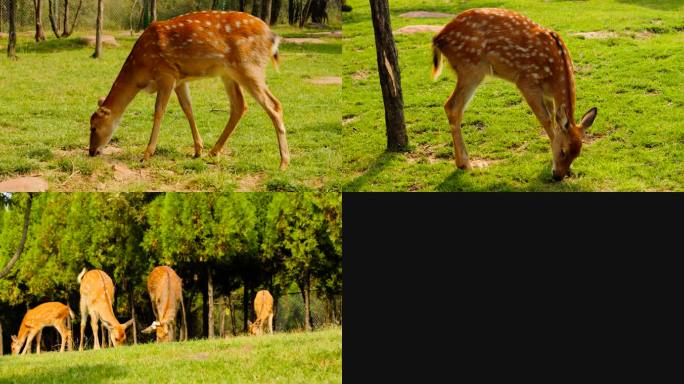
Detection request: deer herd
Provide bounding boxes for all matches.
[10,266,275,356]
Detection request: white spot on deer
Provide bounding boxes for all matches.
[186,39,193,44]
[235,21,242,29]
[225,24,232,33]
[205,20,212,27]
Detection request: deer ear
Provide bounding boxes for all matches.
[123,319,134,329]
[580,107,597,131]
[11,335,17,342]
[98,97,105,107]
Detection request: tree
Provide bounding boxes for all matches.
[7,0,17,60]
[93,0,104,58]
[270,0,282,25]
[261,0,272,24]
[47,0,83,38]
[370,0,408,151]
[34,0,47,42]
[150,0,157,22]
[0,194,34,279]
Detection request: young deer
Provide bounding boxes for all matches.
[248,290,274,336]
[11,302,74,355]
[141,266,187,342]
[77,268,133,350]
[432,8,597,180]
[88,11,289,170]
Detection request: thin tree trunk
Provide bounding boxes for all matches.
[272,295,278,332]
[129,290,137,345]
[299,0,312,27]
[229,293,237,336]
[150,0,157,22]
[48,0,60,38]
[34,0,47,42]
[242,282,249,333]
[201,273,208,338]
[0,194,33,278]
[7,0,17,60]
[65,0,83,37]
[218,296,225,338]
[251,0,260,16]
[300,277,311,331]
[0,321,3,355]
[207,266,214,339]
[239,0,246,12]
[370,0,408,151]
[270,0,281,25]
[61,0,69,37]
[211,0,220,10]
[93,0,103,58]
[261,0,272,24]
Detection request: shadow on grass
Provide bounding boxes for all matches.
[281,42,341,55]
[13,37,114,54]
[343,151,398,191]
[0,362,127,384]
[615,0,684,10]
[390,2,506,17]
[436,166,585,192]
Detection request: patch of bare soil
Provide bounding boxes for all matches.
[307,30,342,38]
[0,176,49,192]
[242,344,254,354]
[282,37,326,44]
[399,11,455,19]
[307,76,342,85]
[406,144,442,165]
[236,173,266,192]
[633,31,654,40]
[470,157,500,169]
[351,69,370,81]
[395,25,444,35]
[111,162,144,182]
[572,31,619,39]
[77,35,120,47]
[188,352,210,361]
[342,115,359,126]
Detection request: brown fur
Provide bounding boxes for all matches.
[141,266,187,342]
[432,8,597,179]
[77,268,133,351]
[11,302,74,355]
[88,11,289,170]
[248,290,274,336]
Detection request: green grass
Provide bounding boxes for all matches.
[343,0,684,191]
[0,26,341,191]
[0,327,342,384]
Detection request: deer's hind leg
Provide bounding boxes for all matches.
[209,76,247,158]
[175,82,204,158]
[445,65,486,170]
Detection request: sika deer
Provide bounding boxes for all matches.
[248,290,274,336]
[88,11,289,170]
[77,268,133,350]
[432,8,597,180]
[11,302,74,355]
[141,266,187,342]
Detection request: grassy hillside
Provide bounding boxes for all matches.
[343,0,684,191]
[0,327,342,384]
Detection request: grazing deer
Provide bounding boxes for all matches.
[432,8,597,180]
[88,11,290,170]
[141,266,188,342]
[11,302,74,355]
[77,268,133,350]
[248,290,274,336]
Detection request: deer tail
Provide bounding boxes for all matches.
[270,33,281,72]
[77,268,87,284]
[431,42,443,81]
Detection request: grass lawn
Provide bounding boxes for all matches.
[0,327,341,384]
[342,0,684,191]
[0,25,341,192]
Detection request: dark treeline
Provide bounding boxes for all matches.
[0,192,341,354]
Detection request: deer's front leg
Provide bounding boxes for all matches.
[175,82,204,158]
[142,76,176,161]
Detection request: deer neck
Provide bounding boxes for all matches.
[16,323,31,346]
[101,64,144,120]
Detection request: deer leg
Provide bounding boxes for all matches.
[243,79,290,170]
[517,83,555,141]
[142,76,176,161]
[90,315,101,350]
[22,330,38,355]
[101,323,106,348]
[445,70,485,170]
[268,313,274,334]
[36,330,41,354]
[79,299,87,351]
[175,82,204,158]
[55,321,68,352]
[208,77,247,158]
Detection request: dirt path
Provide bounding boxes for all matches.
[283,37,326,44]
[0,176,49,192]
[399,11,455,19]
[395,25,444,35]
[307,77,342,85]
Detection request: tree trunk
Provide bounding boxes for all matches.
[0,321,3,355]
[93,0,103,58]
[239,0,246,12]
[310,0,327,24]
[261,0,272,24]
[7,0,17,60]
[300,277,312,331]
[370,0,408,151]
[201,273,208,338]
[61,0,69,37]
[207,266,214,339]
[251,0,260,16]
[270,0,281,25]
[48,0,60,38]
[218,296,225,338]
[229,293,237,336]
[64,0,83,38]
[242,282,250,333]
[0,194,33,278]
[150,0,157,22]
[299,0,312,27]
[129,290,137,345]
[272,295,279,332]
[34,0,47,42]
[211,0,220,10]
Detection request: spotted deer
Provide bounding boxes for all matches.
[432,8,597,180]
[77,268,133,350]
[88,11,289,170]
[248,290,274,336]
[141,266,187,342]
[11,302,74,355]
